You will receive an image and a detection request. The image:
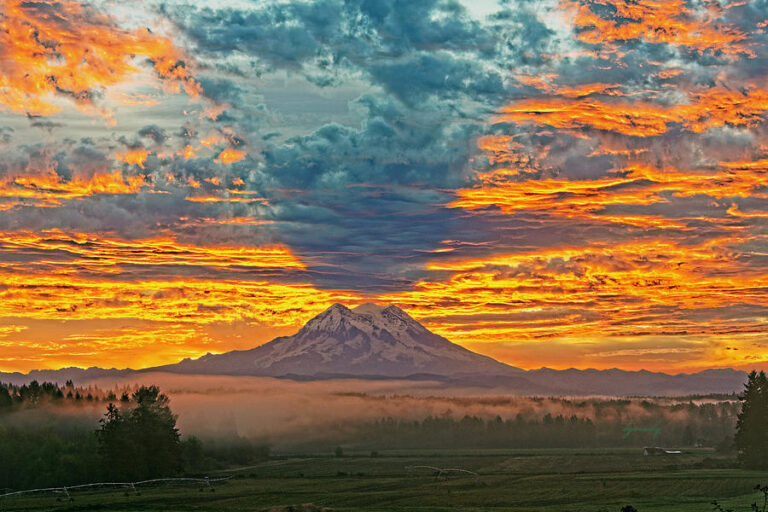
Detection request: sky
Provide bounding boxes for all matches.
[2,0,768,374]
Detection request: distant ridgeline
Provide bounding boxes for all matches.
[0,380,136,407]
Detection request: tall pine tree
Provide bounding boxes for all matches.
[735,370,768,469]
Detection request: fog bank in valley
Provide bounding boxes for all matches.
[76,373,736,449]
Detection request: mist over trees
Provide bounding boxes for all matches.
[337,398,739,452]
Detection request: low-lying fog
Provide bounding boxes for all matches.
[1,373,738,452]
[91,373,547,441]
[74,373,732,445]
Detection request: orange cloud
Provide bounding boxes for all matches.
[217,148,247,164]
[453,161,768,227]
[0,0,200,118]
[115,150,151,168]
[0,230,306,271]
[496,87,768,137]
[564,0,749,56]
[178,145,197,159]
[0,170,146,209]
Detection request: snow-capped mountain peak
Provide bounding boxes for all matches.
[300,303,425,340]
[159,303,519,378]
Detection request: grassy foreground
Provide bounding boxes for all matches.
[3,449,768,512]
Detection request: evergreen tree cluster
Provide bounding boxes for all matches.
[96,386,181,481]
[0,417,99,490]
[0,380,132,408]
[0,384,269,491]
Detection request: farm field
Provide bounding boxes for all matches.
[3,449,767,512]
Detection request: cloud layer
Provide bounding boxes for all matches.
[2,0,768,373]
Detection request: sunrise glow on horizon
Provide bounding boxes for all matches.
[2,0,768,374]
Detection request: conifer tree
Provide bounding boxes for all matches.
[735,371,768,469]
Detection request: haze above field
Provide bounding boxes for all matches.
[3,0,768,374]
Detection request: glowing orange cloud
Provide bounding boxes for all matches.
[115,150,151,169]
[496,88,768,137]
[200,136,221,147]
[178,145,197,159]
[185,196,267,203]
[0,230,306,271]
[0,170,146,209]
[0,0,200,118]
[564,0,749,56]
[453,161,768,228]
[217,148,247,164]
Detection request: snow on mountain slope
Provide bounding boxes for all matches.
[156,303,522,378]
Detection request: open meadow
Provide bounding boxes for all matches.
[3,449,768,512]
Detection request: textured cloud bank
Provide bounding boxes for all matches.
[2,0,768,372]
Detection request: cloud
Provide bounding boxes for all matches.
[5,0,768,373]
[0,0,200,120]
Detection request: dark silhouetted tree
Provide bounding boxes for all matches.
[97,403,132,479]
[97,386,181,480]
[735,371,768,469]
[0,385,11,408]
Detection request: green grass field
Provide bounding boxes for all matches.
[3,449,768,512]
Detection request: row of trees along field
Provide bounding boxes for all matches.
[317,395,739,451]
[0,384,269,491]
[346,405,738,451]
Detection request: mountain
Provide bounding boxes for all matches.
[0,303,751,395]
[0,367,134,386]
[522,367,746,396]
[151,303,526,380]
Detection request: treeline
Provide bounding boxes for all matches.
[0,380,133,407]
[0,384,270,491]
[342,399,740,451]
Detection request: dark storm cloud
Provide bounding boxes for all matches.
[143,0,558,285]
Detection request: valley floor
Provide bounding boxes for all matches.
[3,449,768,512]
